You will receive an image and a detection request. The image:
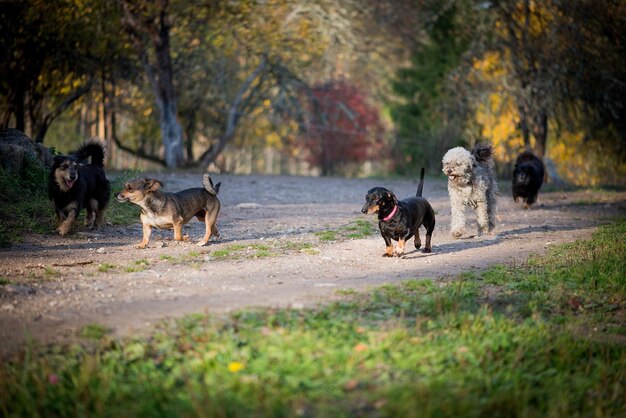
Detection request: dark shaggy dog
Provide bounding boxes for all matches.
[48,139,110,235]
[361,168,435,257]
[512,151,544,208]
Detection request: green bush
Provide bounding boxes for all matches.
[0,156,53,246]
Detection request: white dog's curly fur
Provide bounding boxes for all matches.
[442,143,498,238]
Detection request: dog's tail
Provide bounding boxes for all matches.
[71,138,106,167]
[416,167,425,197]
[202,174,221,196]
[471,143,494,167]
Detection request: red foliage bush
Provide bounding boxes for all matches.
[300,81,385,175]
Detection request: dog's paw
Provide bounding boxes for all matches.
[136,243,148,249]
[451,230,463,239]
[57,225,71,235]
[382,253,393,257]
[196,240,208,247]
[422,248,432,253]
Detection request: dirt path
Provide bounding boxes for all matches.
[1,173,624,354]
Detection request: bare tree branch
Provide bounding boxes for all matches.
[34,77,95,143]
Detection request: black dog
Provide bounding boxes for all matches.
[48,139,110,235]
[512,151,544,209]
[361,168,435,257]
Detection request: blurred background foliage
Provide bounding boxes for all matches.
[1,0,624,185]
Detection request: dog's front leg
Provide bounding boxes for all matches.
[173,222,188,242]
[57,206,77,235]
[137,224,152,249]
[486,191,498,233]
[57,212,76,235]
[449,193,466,239]
[381,232,394,257]
[56,209,66,224]
[475,201,490,236]
[84,210,94,228]
[395,238,406,257]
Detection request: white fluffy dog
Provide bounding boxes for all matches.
[442,143,498,239]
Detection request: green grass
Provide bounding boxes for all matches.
[124,259,150,273]
[44,268,60,277]
[1,220,624,417]
[211,242,301,260]
[159,251,205,265]
[97,263,116,273]
[78,324,109,340]
[315,230,338,241]
[316,219,377,242]
[343,219,376,239]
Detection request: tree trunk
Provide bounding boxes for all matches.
[121,0,184,168]
[159,98,184,167]
[153,14,184,168]
[518,104,531,150]
[14,84,25,132]
[184,112,196,161]
[532,111,548,158]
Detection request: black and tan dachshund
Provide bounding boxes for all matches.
[361,168,435,257]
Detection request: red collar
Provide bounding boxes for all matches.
[382,205,398,221]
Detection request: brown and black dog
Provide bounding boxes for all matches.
[48,139,110,235]
[116,174,221,249]
[361,168,435,257]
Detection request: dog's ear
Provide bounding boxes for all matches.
[385,191,398,204]
[145,179,163,191]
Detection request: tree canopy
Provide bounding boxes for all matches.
[1,0,624,183]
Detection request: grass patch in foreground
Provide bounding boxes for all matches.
[78,324,109,340]
[1,221,624,417]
